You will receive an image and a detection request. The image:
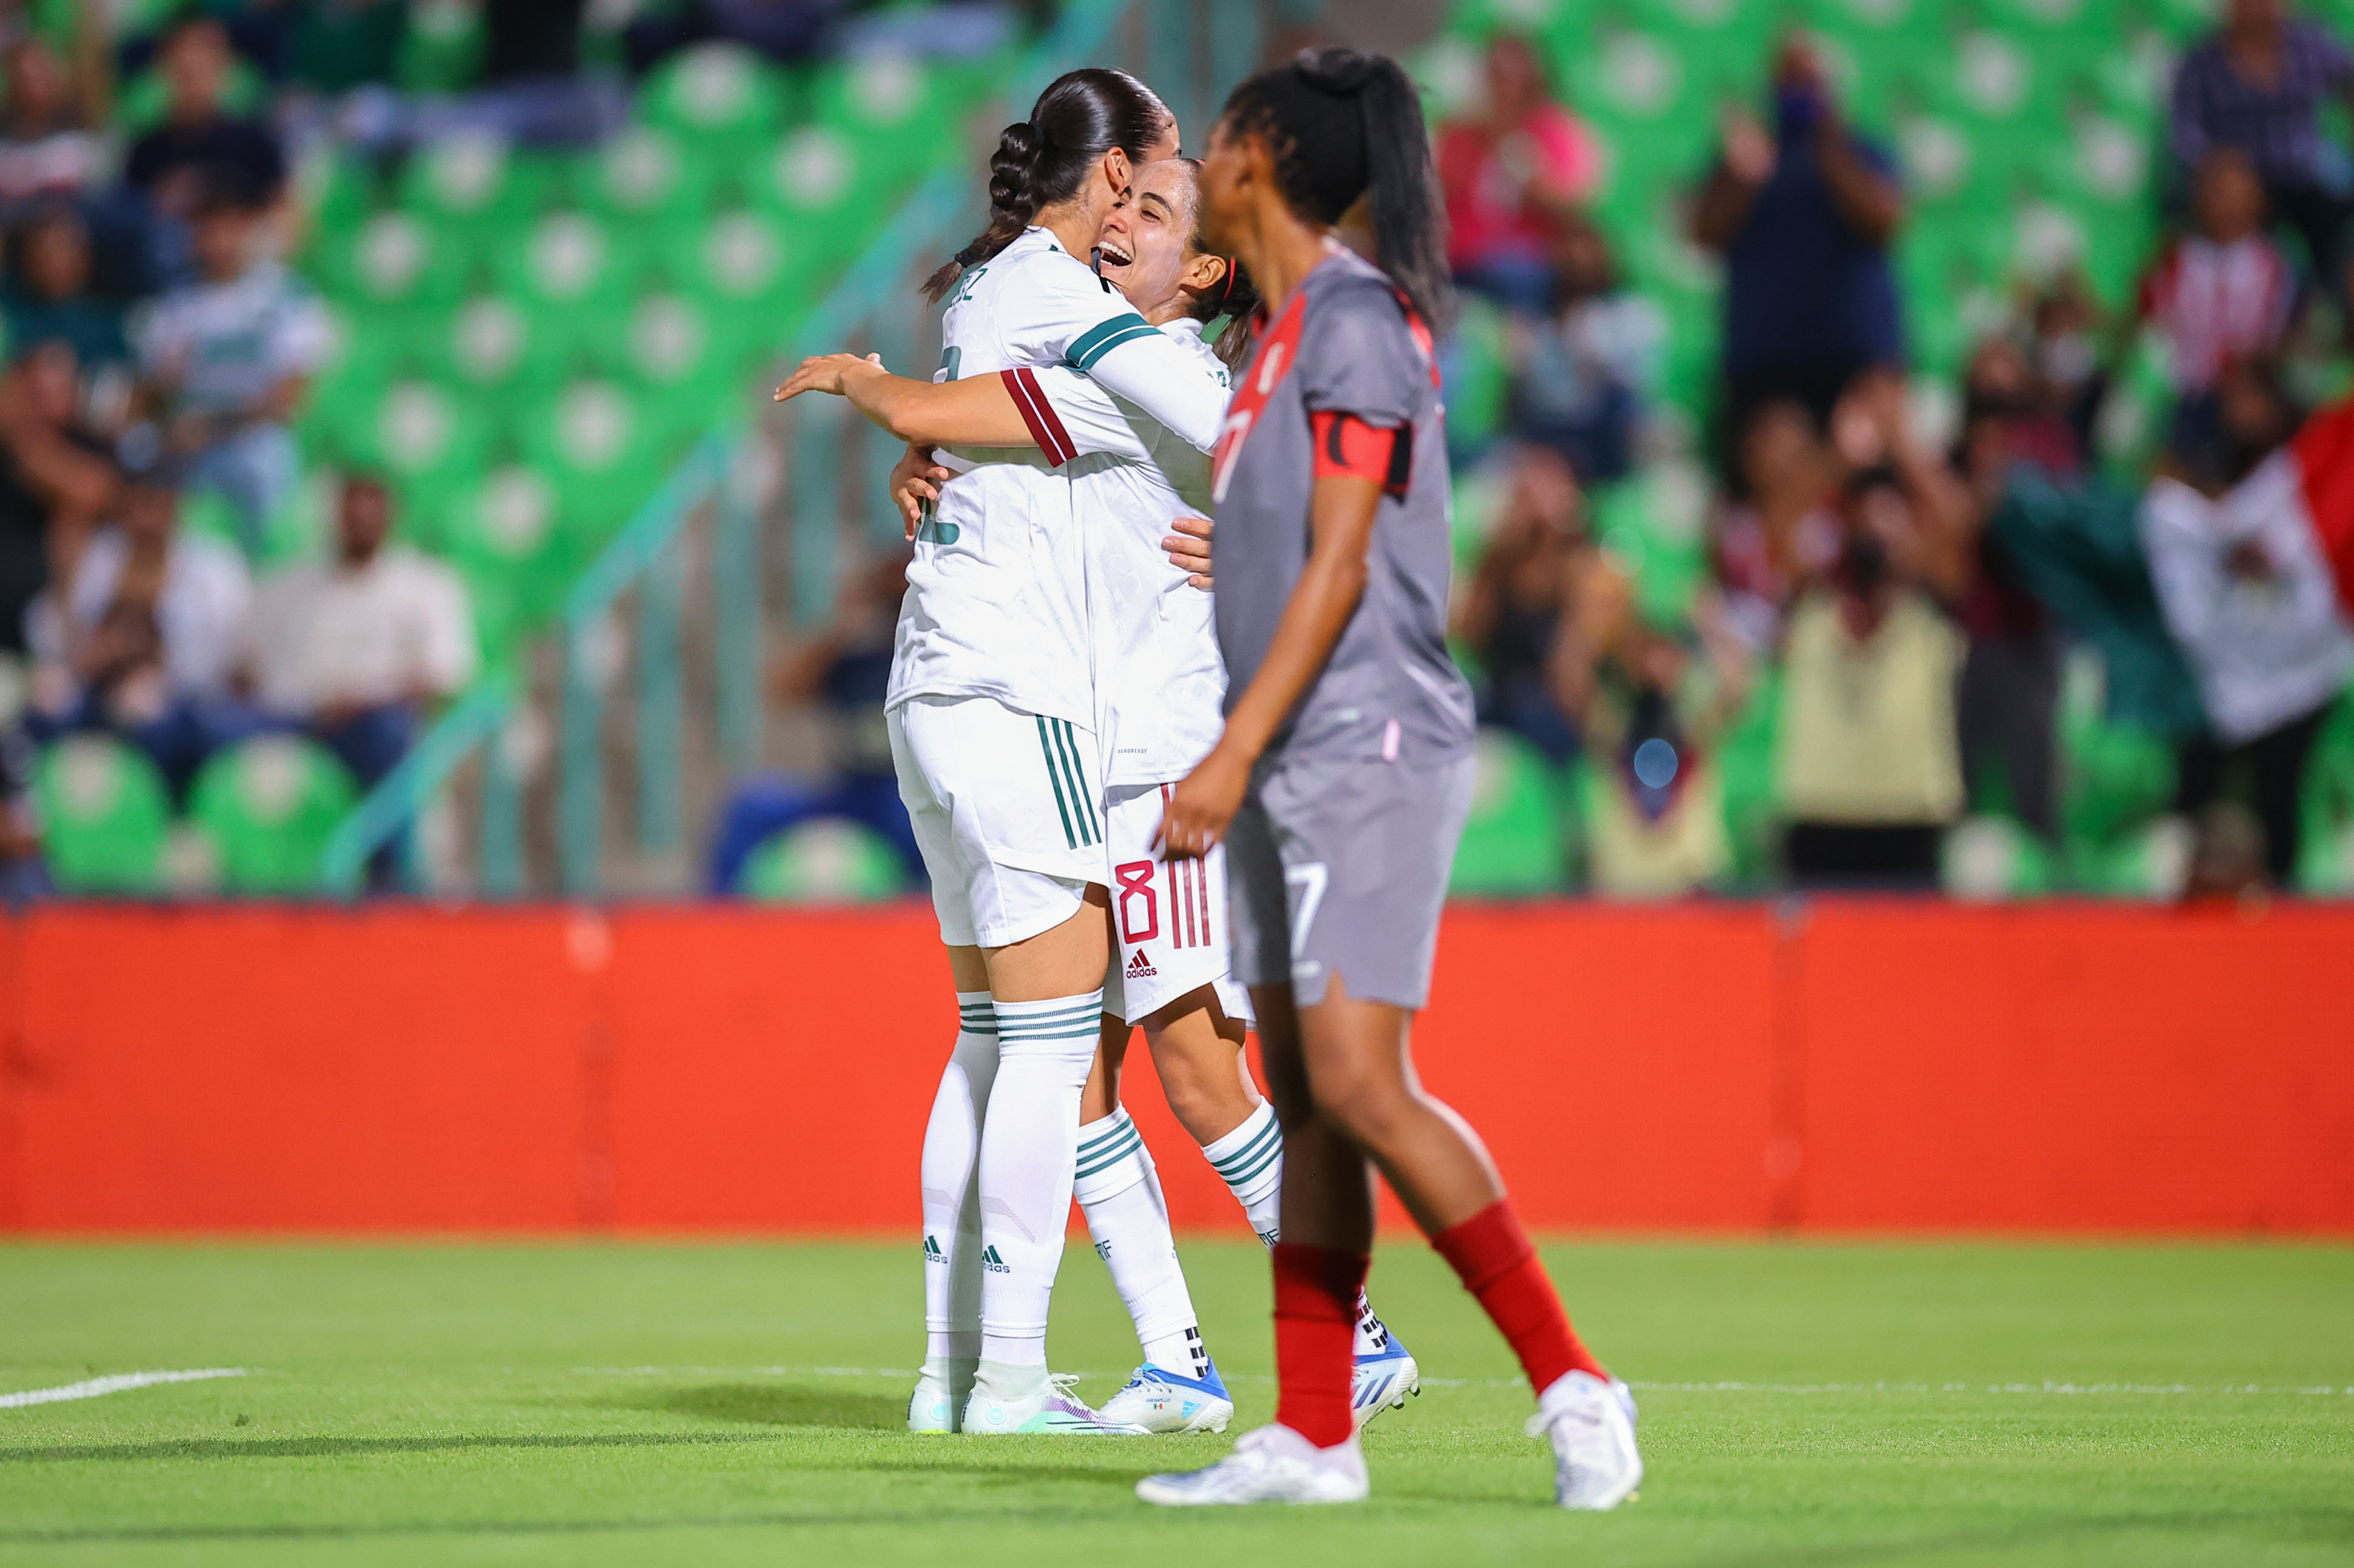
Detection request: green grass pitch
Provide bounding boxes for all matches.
[2,1238,2349,1566]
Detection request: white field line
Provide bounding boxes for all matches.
[0,1369,246,1409]
[566,1366,2354,1396]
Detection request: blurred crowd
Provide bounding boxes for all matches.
[1432,1,2354,899]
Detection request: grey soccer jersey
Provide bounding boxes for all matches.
[1208,250,1476,1009]
[1207,247,1474,765]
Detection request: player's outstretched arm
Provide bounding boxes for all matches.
[1158,473,1382,858]
[772,355,1032,448]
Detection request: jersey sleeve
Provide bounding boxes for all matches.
[1005,365,1152,465]
[1296,281,1426,429]
[999,252,1228,453]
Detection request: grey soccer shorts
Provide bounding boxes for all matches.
[1226,750,1475,1010]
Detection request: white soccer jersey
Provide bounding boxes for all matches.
[1015,318,1231,785]
[885,229,1229,730]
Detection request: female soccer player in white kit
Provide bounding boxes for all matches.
[778,68,1229,1436]
[792,158,1418,1433]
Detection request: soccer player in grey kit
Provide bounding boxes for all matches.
[1137,49,1646,1510]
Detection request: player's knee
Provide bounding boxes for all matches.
[1305,1058,1411,1150]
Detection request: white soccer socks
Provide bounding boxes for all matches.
[1075,1108,1207,1377]
[1201,1101,1394,1359]
[918,991,999,1386]
[974,989,1105,1366]
[1202,1101,1284,1246]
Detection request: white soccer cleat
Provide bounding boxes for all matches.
[1528,1370,1643,1510]
[906,1356,970,1433]
[1135,1423,1371,1507]
[1351,1332,1420,1428]
[962,1372,1150,1436]
[1098,1360,1235,1435]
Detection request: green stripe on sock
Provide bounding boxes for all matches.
[1209,1119,1281,1176]
[1074,1126,1143,1179]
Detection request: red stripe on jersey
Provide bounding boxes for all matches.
[1211,289,1308,504]
[1002,368,1075,466]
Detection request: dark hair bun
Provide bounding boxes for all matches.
[1295,50,1377,93]
[986,121,1042,217]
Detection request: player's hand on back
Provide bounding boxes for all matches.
[890,441,952,540]
[1157,741,1248,859]
[1165,515,1213,590]
[773,352,884,402]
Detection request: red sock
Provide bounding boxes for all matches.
[1432,1199,1605,1393]
[1271,1243,1368,1447]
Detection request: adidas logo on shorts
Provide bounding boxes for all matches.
[981,1245,1011,1274]
[1126,949,1157,978]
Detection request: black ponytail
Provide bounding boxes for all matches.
[925,67,1174,302]
[1219,47,1454,335]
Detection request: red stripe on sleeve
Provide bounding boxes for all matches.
[1001,368,1076,466]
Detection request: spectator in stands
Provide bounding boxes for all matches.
[458,0,627,145]
[6,207,130,378]
[285,0,408,96]
[0,35,110,222]
[1691,36,1904,444]
[1774,373,1976,888]
[1453,445,1590,764]
[1951,350,2068,841]
[1711,399,1841,653]
[2141,362,2352,885]
[2144,148,2298,482]
[2169,0,2354,302]
[1505,216,1662,483]
[132,181,331,557]
[24,461,252,799]
[236,473,476,802]
[0,341,119,661]
[1554,562,1750,898]
[1436,32,1601,317]
[707,547,922,893]
[123,12,287,222]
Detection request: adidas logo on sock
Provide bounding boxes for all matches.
[981,1244,1011,1274]
[1126,949,1157,978]
[923,1234,945,1264]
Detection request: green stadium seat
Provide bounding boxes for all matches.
[491,210,648,337]
[759,126,872,274]
[1448,729,1570,896]
[32,735,170,893]
[741,818,909,902]
[189,736,360,895]
[398,132,555,229]
[638,41,792,153]
[600,292,744,435]
[295,151,378,249]
[2295,687,2354,893]
[1942,814,2054,899]
[398,0,486,92]
[584,125,710,223]
[808,52,945,184]
[440,464,573,639]
[436,293,562,394]
[315,210,472,310]
[666,206,809,322]
[352,378,495,502]
[1443,295,1512,453]
[518,379,671,538]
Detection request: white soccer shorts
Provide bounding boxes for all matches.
[1098,781,1252,1027]
[888,694,1109,949]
